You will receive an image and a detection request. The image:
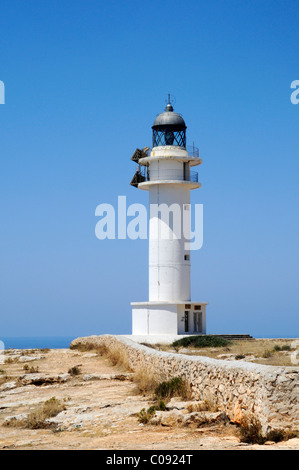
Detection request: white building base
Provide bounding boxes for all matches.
[131,301,207,336]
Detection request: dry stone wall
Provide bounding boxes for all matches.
[71,335,299,433]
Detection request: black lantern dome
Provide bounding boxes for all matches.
[152,98,186,148]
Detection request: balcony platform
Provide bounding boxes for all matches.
[138,179,201,190]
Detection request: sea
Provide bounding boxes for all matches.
[0,336,76,350]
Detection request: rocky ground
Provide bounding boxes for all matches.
[155,338,299,367]
[0,348,298,450]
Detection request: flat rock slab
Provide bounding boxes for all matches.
[4,414,28,425]
[166,398,207,411]
[151,410,227,427]
[83,373,133,382]
[18,356,45,363]
[1,381,18,392]
[19,373,69,386]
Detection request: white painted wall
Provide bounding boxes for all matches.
[131,145,207,336]
[146,147,194,303]
[132,302,207,336]
[132,307,149,335]
[132,304,178,335]
[149,184,191,302]
[149,158,184,181]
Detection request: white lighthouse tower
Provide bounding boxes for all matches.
[130,97,208,337]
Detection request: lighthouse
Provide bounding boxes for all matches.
[130,97,208,337]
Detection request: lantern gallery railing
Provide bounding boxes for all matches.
[130,167,198,187]
[186,144,199,158]
[131,146,200,164]
[148,169,198,182]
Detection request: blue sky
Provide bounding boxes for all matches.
[0,0,298,339]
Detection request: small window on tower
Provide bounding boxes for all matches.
[184,254,190,261]
[194,305,202,311]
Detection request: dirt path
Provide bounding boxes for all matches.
[0,348,298,450]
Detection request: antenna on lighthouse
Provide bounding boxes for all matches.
[165,93,176,110]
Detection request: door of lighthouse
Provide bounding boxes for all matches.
[184,311,189,333]
[193,312,202,333]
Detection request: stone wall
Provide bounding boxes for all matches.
[71,335,299,433]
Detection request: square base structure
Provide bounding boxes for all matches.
[131,301,207,336]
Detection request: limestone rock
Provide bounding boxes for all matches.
[83,373,132,382]
[19,373,69,386]
[18,355,45,363]
[182,411,227,427]
[160,410,185,427]
[1,381,17,391]
[4,413,28,425]
[151,409,227,427]
[166,398,209,412]
[166,399,196,411]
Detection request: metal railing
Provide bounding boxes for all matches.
[138,144,199,159]
[189,170,198,182]
[139,167,198,183]
[186,144,199,158]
